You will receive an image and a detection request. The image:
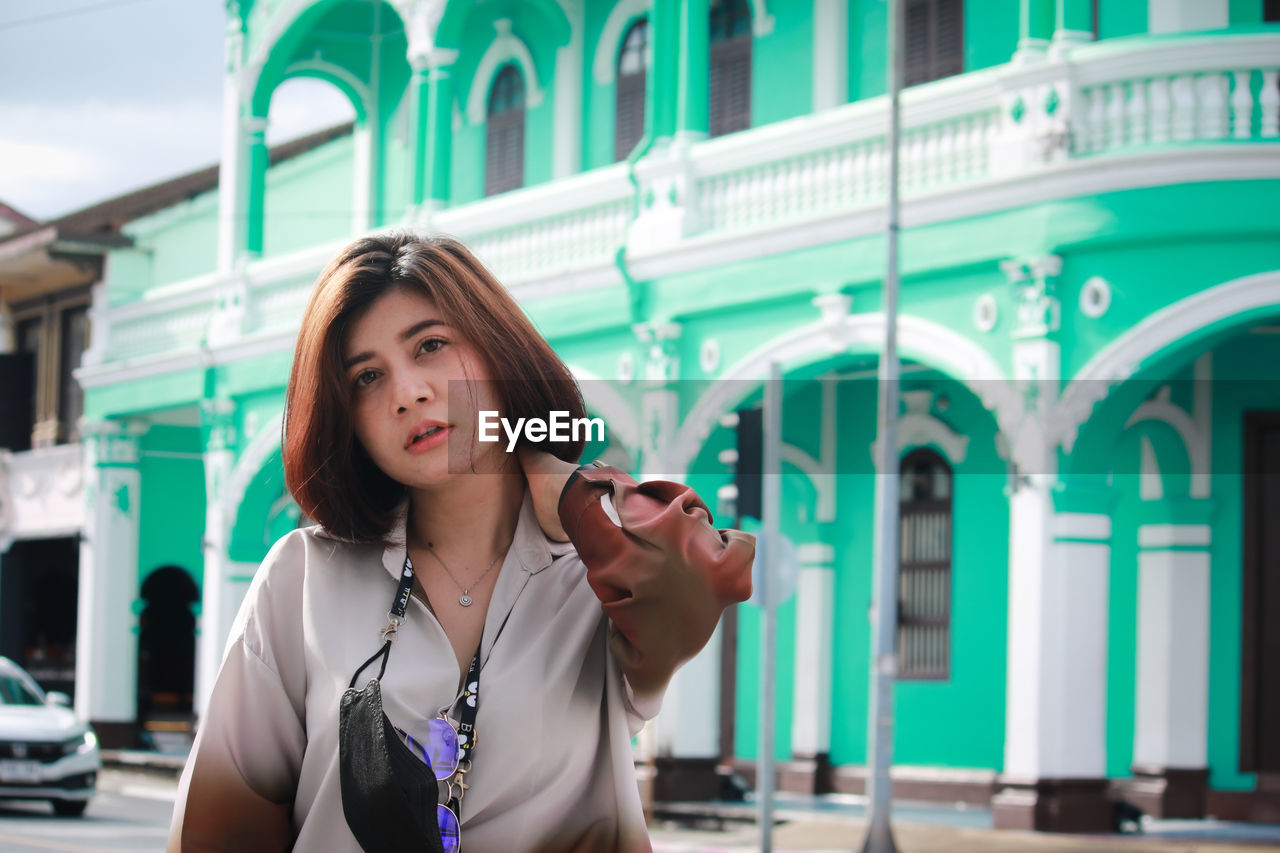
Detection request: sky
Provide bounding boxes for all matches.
[0,0,354,221]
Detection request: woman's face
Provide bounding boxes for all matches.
[343,286,507,489]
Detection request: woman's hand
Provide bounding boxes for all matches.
[518,447,579,542]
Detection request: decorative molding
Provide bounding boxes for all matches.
[592,0,650,86]
[1079,276,1111,319]
[871,389,971,467]
[673,314,1013,478]
[749,0,775,37]
[565,365,642,453]
[465,19,544,126]
[1059,268,1271,455]
[1137,524,1212,548]
[1052,512,1111,541]
[973,293,998,333]
[282,58,372,122]
[1123,357,1212,499]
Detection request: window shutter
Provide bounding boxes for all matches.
[485,66,526,196]
[710,39,751,137]
[904,0,963,87]
[897,450,954,680]
[615,72,646,161]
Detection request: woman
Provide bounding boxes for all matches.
[168,234,754,852]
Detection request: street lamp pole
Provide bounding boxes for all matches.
[861,0,903,850]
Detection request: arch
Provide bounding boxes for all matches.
[280,59,372,123]
[568,365,642,453]
[593,0,651,85]
[436,0,572,55]
[672,313,1013,477]
[466,20,544,125]
[1056,269,1280,454]
[224,409,286,540]
[245,0,407,119]
[137,566,199,727]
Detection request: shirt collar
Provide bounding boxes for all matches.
[379,489,555,581]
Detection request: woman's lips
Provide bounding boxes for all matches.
[406,425,452,454]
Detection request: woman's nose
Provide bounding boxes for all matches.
[393,373,434,412]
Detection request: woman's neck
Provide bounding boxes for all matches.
[405,466,526,558]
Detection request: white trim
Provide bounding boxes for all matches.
[465,19,544,126]
[750,0,775,37]
[631,147,1280,285]
[1053,512,1111,541]
[811,0,847,110]
[565,366,641,453]
[672,313,1012,477]
[223,411,286,532]
[1147,0,1228,35]
[797,543,835,565]
[1138,524,1212,549]
[593,0,651,86]
[1058,269,1280,454]
[282,58,372,121]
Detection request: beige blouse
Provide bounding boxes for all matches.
[170,491,660,852]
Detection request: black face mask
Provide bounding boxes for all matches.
[338,557,446,853]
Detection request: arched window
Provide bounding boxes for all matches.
[904,0,964,87]
[709,0,752,137]
[614,18,648,161]
[485,64,525,196]
[897,448,953,680]
[138,566,200,743]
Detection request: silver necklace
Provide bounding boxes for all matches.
[423,543,502,607]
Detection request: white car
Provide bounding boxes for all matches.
[0,656,99,816]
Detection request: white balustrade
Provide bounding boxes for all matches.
[88,32,1278,370]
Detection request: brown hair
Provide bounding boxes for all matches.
[283,233,587,543]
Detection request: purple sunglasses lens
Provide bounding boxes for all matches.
[404,717,460,780]
[437,804,461,852]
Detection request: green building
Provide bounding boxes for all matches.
[3,0,1278,833]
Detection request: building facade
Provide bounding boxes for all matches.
[40,0,1280,832]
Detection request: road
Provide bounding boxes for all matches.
[0,770,174,853]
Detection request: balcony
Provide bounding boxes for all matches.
[0,444,85,548]
[80,30,1279,381]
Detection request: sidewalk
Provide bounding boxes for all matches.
[104,752,1280,851]
[648,795,1280,852]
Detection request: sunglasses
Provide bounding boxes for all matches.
[400,717,463,852]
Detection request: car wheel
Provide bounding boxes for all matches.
[51,799,89,817]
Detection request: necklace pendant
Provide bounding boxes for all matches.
[459,593,473,607]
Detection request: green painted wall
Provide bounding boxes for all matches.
[262,135,355,258]
[137,426,205,588]
[752,1,813,126]
[1098,0,1147,39]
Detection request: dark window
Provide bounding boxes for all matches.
[904,0,964,87]
[1267,0,1280,22]
[897,448,953,680]
[58,305,88,444]
[485,64,525,196]
[615,19,648,161]
[709,0,752,137]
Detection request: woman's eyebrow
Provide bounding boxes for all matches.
[343,318,448,369]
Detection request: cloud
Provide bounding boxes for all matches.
[0,99,222,220]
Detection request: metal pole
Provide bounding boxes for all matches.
[758,360,782,852]
[861,0,903,850]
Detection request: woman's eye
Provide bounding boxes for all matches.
[353,370,379,388]
[418,337,446,355]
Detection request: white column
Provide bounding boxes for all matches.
[1133,523,1211,768]
[790,544,834,757]
[1148,0,1228,34]
[655,628,722,756]
[194,398,236,720]
[352,124,376,235]
[998,259,1110,798]
[812,0,848,111]
[552,10,584,178]
[1003,498,1113,784]
[217,16,250,273]
[75,421,145,726]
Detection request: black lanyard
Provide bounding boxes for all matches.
[354,553,483,817]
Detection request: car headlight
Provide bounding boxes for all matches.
[62,730,97,756]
